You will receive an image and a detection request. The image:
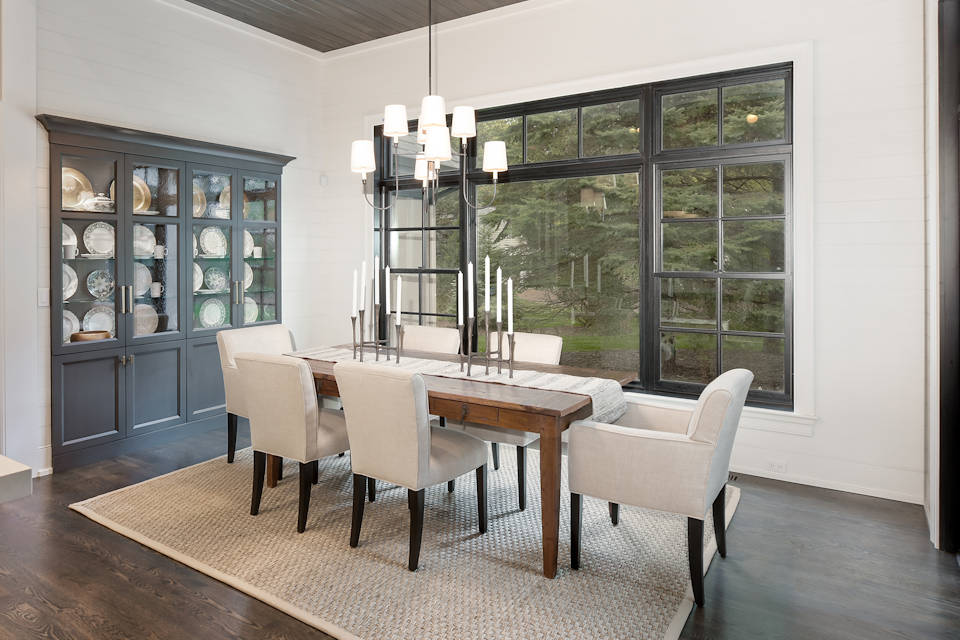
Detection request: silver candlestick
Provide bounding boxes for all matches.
[507,333,516,378]
[457,323,465,372]
[351,315,358,359]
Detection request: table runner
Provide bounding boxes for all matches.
[289,346,627,424]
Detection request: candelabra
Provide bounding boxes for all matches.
[352,305,404,364]
[461,310,512,377]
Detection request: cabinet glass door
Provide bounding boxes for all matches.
[192,222,233,330]
[242,176,277,222]
[192,170,233,220]
[240,226,277,324]
[131,162,180,217]
[130,222,181,338]
[60,152,117,214]
[60,218,120,345]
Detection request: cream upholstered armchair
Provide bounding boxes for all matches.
[568,368,753,607]
[217,324,297,463]
[402,325,461,354]
[334,361,489,571]
[234,353,349,533]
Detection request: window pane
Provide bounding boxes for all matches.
[662,221,718,271]
[389,189,423,228]
[582,100,641,157]
[722,279,785,333]
[660,331,716,383]
[477,117,523,167]
[421,273,458,316]
[477,173,640,371]
[425,229,460,269]
[662,166,717,219]
[387,231,421,268]
[660,278,716,329]
[428,185,459,227]
[526,109,578,162]
[723,162,785,217]
[421,314,458,328]
[723,220,785,272]
[722,79,786,144]
[396,281,418,314]
[722,335,784,391]
[661,88,718,149]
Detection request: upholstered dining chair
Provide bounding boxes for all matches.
[401,324,461,354]
[334,361,489,571]
[235,353,350,533]
[452,331,563,511]
[217,324,297,463]
[567,368,753,606]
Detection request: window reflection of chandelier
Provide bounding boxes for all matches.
[349,0,508,213]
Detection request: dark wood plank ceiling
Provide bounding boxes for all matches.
[184,0,528,52]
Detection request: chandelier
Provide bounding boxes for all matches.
[349,0,507,212]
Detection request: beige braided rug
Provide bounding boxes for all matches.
[71,449,739,640]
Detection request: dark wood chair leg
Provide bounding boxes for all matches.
[491,442,500,470]
[311,460,319,485]
[516,445,527,511]
[688,517,705,606]
[297,462,312,533]
[350,474,366,547]
[609,502,620,526]
[712,485,727,558]
[438,416,446,426]
[227,413,238,463]
[408,488,425,571]
[367,476,376,502]
[338,452,345,457]
[250,451,266,515]
[276,457,283,480]
[476,464,488,534]
[447,479,455,492]
[571,492,582,569]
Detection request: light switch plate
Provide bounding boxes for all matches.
[38,288,50,307]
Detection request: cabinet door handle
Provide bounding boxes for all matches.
[236,280,242,305]
[119,355,126,366]
[128,354,135,365]
[128,285,134,313]
[120,286,126,314]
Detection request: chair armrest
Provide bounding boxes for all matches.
[617,399,693,434]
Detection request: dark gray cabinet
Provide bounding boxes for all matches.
[41,115,294,470]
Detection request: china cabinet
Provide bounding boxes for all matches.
[39,115,294,470]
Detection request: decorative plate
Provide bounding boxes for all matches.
[192,179,207,217]
[63,310,80,343]
[199,226,227,256]
[193,262,203,292]
[243,262,253,290]
[262,305,276,321]
[133,262,152,297]
[61,167,93,210]
[82,304,115,335]
[62,264,78,300]
[83,221,115,255]
[86,269,115,300]
[134,303,159,335]
[132,224,156,257]
[109,175,152,212]
[243,296,259,324]
[204,266,228,292]
[62,223,77,247]
[243,229,255,257]
[198,298,227,328]
[193,233,198,258]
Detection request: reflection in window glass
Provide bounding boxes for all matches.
[721,279,784,333]
[662,89,718,149]
[660,331,716,384]
[526,109,578,163]
[723,220,785,272]
[723,162,785,217]
[722,335,784,391]
[582,100,641,157]
[477,117,523,167]
[388,231,421,268]
[477,173,640,370]
[389,189,423,228]
[660,278,716,329]
[722,79,786,144]
[662,167,718,219]
[421,273,458,316]
[661,222,718,272]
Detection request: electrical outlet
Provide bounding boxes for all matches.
[37,288,50,307]
[767,460,788,474]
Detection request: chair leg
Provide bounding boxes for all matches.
[408,488,425,571]
[350,474,366,547]
[276,457,283,480]
[491,442,500,470]
[368,476,376,502]
[250,451,266,515]
[516,446,527,511]
[609,502,620,526]
[712,485,727,558]
[438,416,446,427]
[227,413,238,463]
[312,460,319,484]
[447,479,455,492]
[571,492,582,569]
[688,517,705,607]
[338,452,345,457]
[476,464,488,534]
[297,462,312,533]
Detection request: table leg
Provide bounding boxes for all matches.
[266,454,282,488]
[539,427,562,579]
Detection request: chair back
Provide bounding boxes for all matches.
[334,361,431,490]
[686,368,754,503]
[402,325,461,354]
[493,331,563,365]
[234,353,319,463]
[217,324,296,416]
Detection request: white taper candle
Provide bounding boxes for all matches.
[395,276,402,325]
[457,270,463,325]
[467,261,474,318]
[384,266,391,314]
[484,255,490,312]
[507,277,514,334]
[359,261,367,311]
[374,256,380,304]
[351,269,358,317]
[496,267,502,323]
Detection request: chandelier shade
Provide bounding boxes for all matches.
[482,140,508,174]
[419,95,447,128]
[451,106,477,138]
[350,140,376,176]
[423,126,452,162]
[383,104,409,139]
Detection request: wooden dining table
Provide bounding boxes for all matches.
[287,344,634,579]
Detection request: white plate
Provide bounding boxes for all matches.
[243,296,259,324]
[62,167,93,210]
[243,229,254,258]
[83,304,115,335]
[243,262,253,290]
[83,221,115,255]
[133,224,156,257]
[193,262,203,292]
[62,223,77,247]
[86,269,115,300]
[133,262,152,297]
[62,264,78,300]
[198,298,227,328]
[204,266,227,291]
[63,310,80,343]
[134,303,159,335]
[199,226,227,257]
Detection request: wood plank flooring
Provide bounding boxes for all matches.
[0,426,957,639]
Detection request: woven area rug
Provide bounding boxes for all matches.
[71,449,739,640]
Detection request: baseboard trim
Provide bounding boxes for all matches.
[730,464,923,504]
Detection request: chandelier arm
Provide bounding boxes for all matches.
[460,180,498,209]
[361,149,399,212]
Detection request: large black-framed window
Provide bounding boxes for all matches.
[374,62,793,408]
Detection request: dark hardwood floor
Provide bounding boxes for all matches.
[1,427,957,639]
